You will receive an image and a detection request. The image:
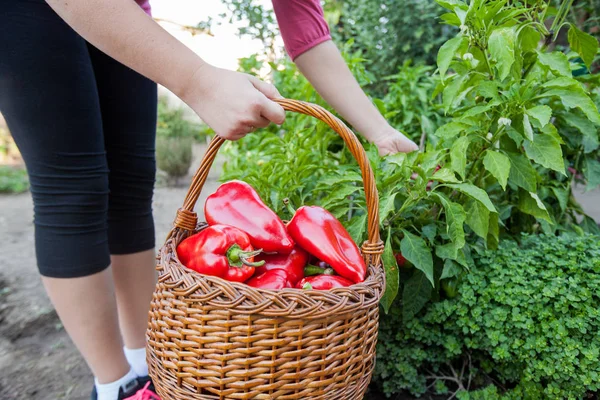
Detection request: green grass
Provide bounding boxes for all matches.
[0,166,29,193]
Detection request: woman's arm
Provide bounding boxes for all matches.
[46,0,285,139]
[294,42,418,155]
[271,0,417,155]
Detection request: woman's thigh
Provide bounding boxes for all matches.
[88,44,158,256]
[0,0,111,277]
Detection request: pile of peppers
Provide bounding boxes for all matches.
[176,180,367,290]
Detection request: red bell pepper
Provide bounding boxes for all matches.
[254,246,308,287]
[297,275,354,290]
[286,205,367,283]
[176,225,264,282]
[395,253,406,267]
[246,269,292,290]
[204,180,294,254]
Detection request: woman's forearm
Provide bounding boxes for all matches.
[46,0,205,101]
[45,0,286,139]
[294,40,390,142]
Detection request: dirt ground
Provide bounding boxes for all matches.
[1,144,599,399]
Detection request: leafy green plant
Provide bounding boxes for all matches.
[225,1,600,314]
[156,136,193,185]
[0,166,29,193]
[157,97,208,141]
[335,0,456,82]
[374,61,447,144]
[374,233,600,399]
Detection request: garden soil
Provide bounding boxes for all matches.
[1,143,599,400]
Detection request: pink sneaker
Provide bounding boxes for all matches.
[123,381,160,400]
[91,377,160,400]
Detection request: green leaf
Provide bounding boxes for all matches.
[562,113,599,153]
[433,168,460,183]
[320,185,360,208]
[450,135,471,179]
[477,81,500,99]
[523,134,565,175]
[568,24,599,69]
[507,153,537,192]
[443,183,497,212]
[483,150,511,190]
[422,224,437,243]
[380,228,399,313]
[581,215,600,235]
[465,199,490,239]
[506,127,524,147]
[438,36,466,81]
[386,153,406,168]
[441,259,462,280]
[436,242,459,260]
[346,214,367,245]
[463,104,494,118]
[435,121,469,139]
[542,76,582,89]
[551,186,569,212]
[379,191,398,224]
[518,191,551,223]
[435,0,465,11]
[488,27,516,80]
[537,51,571,77]
[519,25,541,52]
[526,105,552,129]
[541,123,564,145]
[402,270,432,323]
[440,12,461,26]
[401,230,434,287]
[443,74,468,111]
[541,88,600,126]
[522,114,533,141]
[584,156,600,192]
[433,193,466,248]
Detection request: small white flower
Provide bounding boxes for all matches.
[462,52,474,61]
[486,132,493,141]
[498,117,512,127]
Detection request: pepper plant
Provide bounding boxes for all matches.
[222,0,600,318]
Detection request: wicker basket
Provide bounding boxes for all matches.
[147,99,385,400]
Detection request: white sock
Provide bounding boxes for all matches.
[95,368,137,400]
[124,346,149,377]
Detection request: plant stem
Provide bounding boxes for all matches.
[483,49,494,79]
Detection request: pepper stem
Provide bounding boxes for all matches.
[302,282,313,290]
[226,244,265,268]
[304,265,336,276]
[283,198,296,215]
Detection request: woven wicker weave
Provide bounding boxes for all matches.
[147,99,385,400]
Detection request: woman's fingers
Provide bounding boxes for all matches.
[260,97,286,125]
[249,75,282,99]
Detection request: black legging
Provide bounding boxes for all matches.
[0,0,157,278]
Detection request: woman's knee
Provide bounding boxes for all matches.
[30,160,112,278]
[107,155,156,255]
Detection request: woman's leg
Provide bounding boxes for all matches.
[88,44,159,364]
[0,0,129,385]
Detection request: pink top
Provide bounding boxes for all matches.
[136,0,152,16]
[136,0,331,61]
[271,0,332,60]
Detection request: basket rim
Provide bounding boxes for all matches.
[155,225,386,318]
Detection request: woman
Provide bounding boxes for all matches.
[0,1,417,399]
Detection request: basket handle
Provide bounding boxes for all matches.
[173,98,384,262]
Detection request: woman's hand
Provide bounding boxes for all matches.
[371,126,419,156]
[182,65,286,140]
